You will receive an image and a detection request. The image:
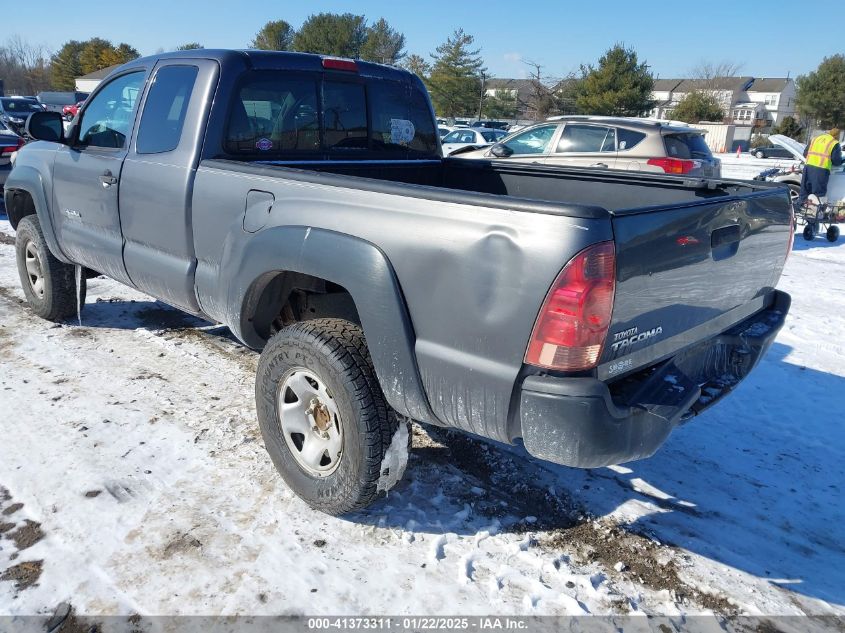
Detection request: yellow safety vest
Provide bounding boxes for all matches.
[806,133,838,170]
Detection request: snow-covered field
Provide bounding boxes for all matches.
[1,204,844,628]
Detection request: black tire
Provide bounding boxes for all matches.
[15,215,86,321]
[803,224,815,241]
[755,150,765,159]
[255,318,408,515]
[827,225,840,242]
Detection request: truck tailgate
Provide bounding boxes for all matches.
[598,190,792,381]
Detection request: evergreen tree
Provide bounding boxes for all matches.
[50,40,85,90]
[426,29,485,117]
[574,44,655,116]
[796,54,845,129]
[771,115,804,140]
[251,20,294,51]
[176,42,204,51]
[292,13,367,58]
[360,18,405,65]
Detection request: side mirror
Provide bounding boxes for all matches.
[25,111,65,144]
[490,143,513,158]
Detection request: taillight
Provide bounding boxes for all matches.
[647,157,696,174]
[322,57,358,72]
[525,241,616,372]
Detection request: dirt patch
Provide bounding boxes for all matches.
[0,521,14,534]
[135,304,205,330]
[540,520,738,615]
[0,285,26,308]
[0,559,43,591]
[162,531,203,558]
[7,519,45,550]
[2,502,23,516]
[0,233,15,246]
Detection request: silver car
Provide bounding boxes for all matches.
[458,116,721,178]
[441,127,507,156]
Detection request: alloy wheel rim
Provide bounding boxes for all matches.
[24,241,44,298]
[277,368,343,477]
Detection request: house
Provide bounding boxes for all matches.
[484,78,577,119]
[75,65,121,93]
[649,75,796,130]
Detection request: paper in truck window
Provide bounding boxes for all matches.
[390,118,415,145]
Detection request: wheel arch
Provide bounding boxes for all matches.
[4,166,71,264]
[227,226,437,425]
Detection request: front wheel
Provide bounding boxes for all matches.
[255,318,409,515]
[827,225,840,242]
[803,224,815,241]
[755,150,765,159]
[15,215,86,321]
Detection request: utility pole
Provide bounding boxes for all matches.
[477,71,486,120]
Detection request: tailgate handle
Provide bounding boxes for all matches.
[711,224,741,248]
[711,224,742,261]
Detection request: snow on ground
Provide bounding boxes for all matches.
[0,203,844,627]
[716,152,800,181]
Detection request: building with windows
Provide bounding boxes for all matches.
[649,76,796,129]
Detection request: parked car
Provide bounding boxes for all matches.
[438,126,456,139]
[471,119,509,130]
[441,127,507,155]
[7,50,790,516]
[750,145,794,159]
[62,101,85,121]
[0,97,46,135]
[36,91,89,114]
[458,115,721,177]
[0,120,25,188]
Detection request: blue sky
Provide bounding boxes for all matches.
[2,1,837,80]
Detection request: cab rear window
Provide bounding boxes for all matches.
[223,71,438,158]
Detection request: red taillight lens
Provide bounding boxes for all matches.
[322,57,358,72]
[647,157,696,174]
[525,241,616,372]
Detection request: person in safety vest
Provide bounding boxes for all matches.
[798,127,842,205]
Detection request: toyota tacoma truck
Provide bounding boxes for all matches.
[5,50,793,515]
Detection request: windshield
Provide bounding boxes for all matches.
[1,99,42,113]
[480,130,506,142]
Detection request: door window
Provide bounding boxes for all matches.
[443,130,463,144]
[77,71,145,149]
[556,124,615,153]
[502,124,557,155]
[136,65,199,154]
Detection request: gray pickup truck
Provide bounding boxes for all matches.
[5,50,793,515]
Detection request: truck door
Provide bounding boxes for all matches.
[119,59,218,313]
[51,70,147,284]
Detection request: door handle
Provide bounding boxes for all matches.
[100,171,118,187]
[591,162,609,168]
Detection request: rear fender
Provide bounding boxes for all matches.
[224,225,437,425]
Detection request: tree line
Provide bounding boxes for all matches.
[0,11,842,132]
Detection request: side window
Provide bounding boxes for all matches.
[323,81,367,150]
[443,130,463,143]
[78,71,145,149]
[224,72,319,155]
[617,128,647,151]
[136,65,199,154]
[502,124,557,155]
[556,124,614,153]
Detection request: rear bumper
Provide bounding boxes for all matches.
[519,290,790,468]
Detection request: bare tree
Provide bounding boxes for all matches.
[690,60,743,90]
[522,59,560,120]
[0,35,53,95]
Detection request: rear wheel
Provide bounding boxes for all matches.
[255,318,409,515]
[15,215,85,321]
[827,226,840,242]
